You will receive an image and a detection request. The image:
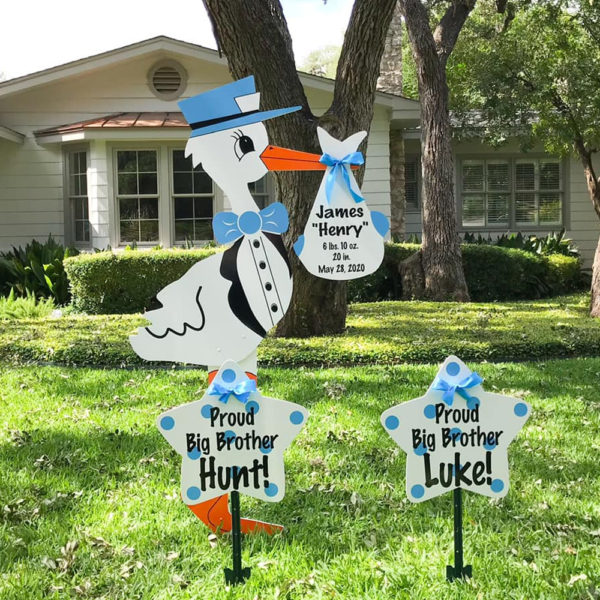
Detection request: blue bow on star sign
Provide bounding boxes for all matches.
[432,372,483,409]
[207,378,257,404]
[212,202,289,245]
[319,152,365,204]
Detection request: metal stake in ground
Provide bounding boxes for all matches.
[446,488,472,581]
[224,491,251,585]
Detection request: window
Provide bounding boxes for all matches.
[249,175,271,209]
[405,157,419,211]
[460,158,562,228]
[68,151,90,244]
[172,150,214,242]
[117,150,159,243]
[515,160,562,226]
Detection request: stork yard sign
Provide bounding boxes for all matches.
[129,75,390,586]
[381,355,531,580]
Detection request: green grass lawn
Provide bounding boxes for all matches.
[1,293,599,367]
[1,360,599,599]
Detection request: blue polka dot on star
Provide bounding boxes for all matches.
[245,401,259,415]
[446,361,461,376]
[514,402,528,417]
[414,444,427,456]
[491,479,504,493]
[187,448,202,460]
[265,483,278,497]
[385,415,399,430]
[411,484,425,499]
[187,486,201,501]
[222,369,236,383]
[290,411,304,425]
[424,404,436,419]
[160,416,174,430]
[201,404,213,419]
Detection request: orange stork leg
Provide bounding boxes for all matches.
[183,367,284,535]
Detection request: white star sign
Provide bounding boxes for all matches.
[381,356,531,503]
[157,360,308,505]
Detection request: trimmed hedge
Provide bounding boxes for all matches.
[348,243,584,302]
[64,248,221,314]
[65,243,583,314]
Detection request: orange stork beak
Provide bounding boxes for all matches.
[260,145,361,172]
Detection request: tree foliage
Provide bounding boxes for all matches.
[447,1,600,315]
[300,45,340,79]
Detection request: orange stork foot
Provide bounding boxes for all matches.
[185,494,283,535]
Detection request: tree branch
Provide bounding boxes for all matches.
[326,0,397,136]
[201,0,312,128]
[433,0,477,67]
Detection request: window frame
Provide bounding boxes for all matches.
[114,147,161,246]
[64,146,91,248]
[170,148,216,244]
[456,155,567,232]
[405,155,421,213]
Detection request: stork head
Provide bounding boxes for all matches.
[179,76,329,211]
[184,120,270,193]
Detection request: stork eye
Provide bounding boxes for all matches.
[232,130,255,161]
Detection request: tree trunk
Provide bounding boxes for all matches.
[378,1,403,93]
[203,0,397,336]
[574,140,600,316]
[398,0,471,300]
[419,59,469,300]
[378,1,406,239]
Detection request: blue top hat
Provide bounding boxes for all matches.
[178,76,301,138]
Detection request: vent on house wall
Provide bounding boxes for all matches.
[148,60,187,100]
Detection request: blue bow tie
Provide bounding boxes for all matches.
[319,152,365,204]
[207,378,257,404]
[212,202,289,245]
[432,372,483,409]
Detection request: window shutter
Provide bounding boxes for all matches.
[539,161,560,190]
[405,158,419,210]
[462,161,484,192]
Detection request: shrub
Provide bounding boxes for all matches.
[0,289,55,320]
[64,248,221,314]
[0,236,79,305]
[348,243,583,303]
[347,243,419,302]
[462,229,579,257]
[67,242,583,315]
[461,245,551,300]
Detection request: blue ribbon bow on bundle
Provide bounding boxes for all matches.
[207,378,257,404]
[432,372,483,409]
[319,152,365,204]
[212,202,289,245]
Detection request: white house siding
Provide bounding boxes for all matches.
[0,136,64,248]
[402,137,598,268]
[0,47,394,251]
[567,155,599,268]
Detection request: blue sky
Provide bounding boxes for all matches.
[1,0,352,79]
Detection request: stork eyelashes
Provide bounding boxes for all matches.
[231,130,255,161]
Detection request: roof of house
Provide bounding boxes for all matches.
[0,36,419,114]
[0,124,25,143]
[35,112,188,138]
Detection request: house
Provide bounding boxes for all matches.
[0,36,418,253]
[0,36,597,267]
